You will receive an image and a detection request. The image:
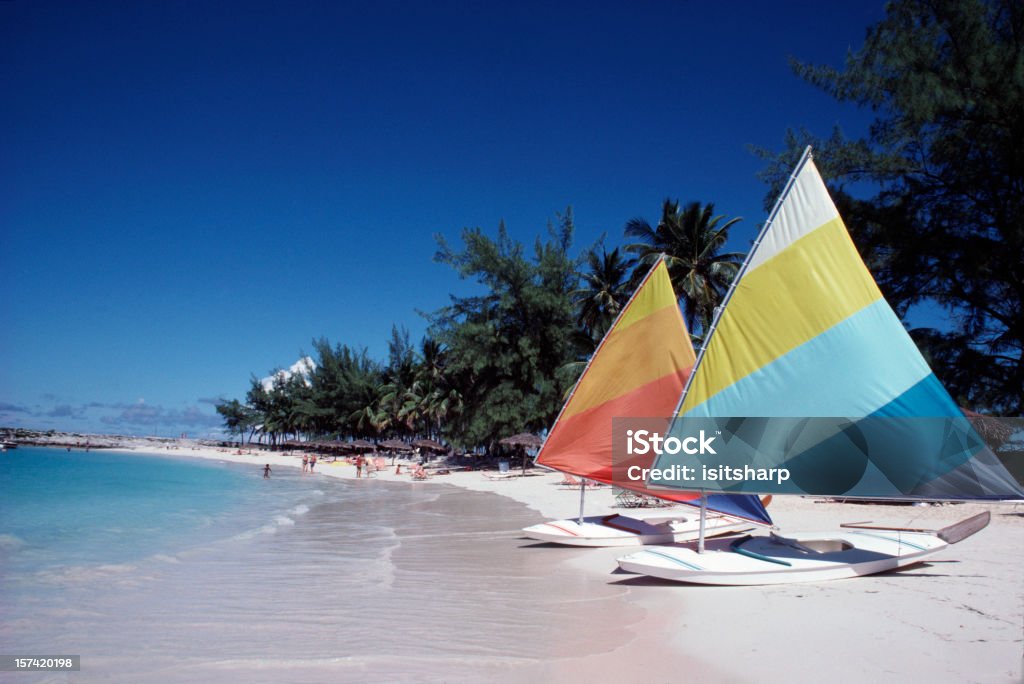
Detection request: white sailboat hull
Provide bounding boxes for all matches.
[617,528,950,584]
[522,513,753,547]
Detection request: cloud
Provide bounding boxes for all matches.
[197,397,223,406]
[260,356,316,391]
[1,396,223,438]
[99,400,222,430]
[46,404,87,419]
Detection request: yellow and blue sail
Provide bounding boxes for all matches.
[659,150,1023,500]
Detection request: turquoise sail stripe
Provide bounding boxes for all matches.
[655,155,1024,499]
[869,372,961,417]
[867,375,1023,498]
[684,299,931,418]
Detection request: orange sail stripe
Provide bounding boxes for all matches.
[560,304,693,419]
[535,259,706,506]
[539,371,689,476]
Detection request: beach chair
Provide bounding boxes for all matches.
[614,488,645,508]
[560,473,582,487]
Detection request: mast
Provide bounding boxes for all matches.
[578,480,586,525]
[697,490,708,553]
[670,146,814,419]
[687,148,814,549]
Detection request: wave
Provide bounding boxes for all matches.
[152,554,181,564]
[230,511,301,541]
[36,562,140,584]
[0,533,26,550]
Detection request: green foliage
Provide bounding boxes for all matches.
[214,398,256,443]
[215,202,746,446]
[757,0,1023,412]
[574,246,636,344]
[429,211,581,447]
[308,339,382,437]
[624,200,744,336]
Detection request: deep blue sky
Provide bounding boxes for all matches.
[1,0,887,437]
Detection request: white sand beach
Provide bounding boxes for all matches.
[96,443,1024,683]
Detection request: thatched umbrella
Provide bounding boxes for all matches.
[963,409,1015,450]
[378,438,413,464]
[315,439,350,461]
[500,433,544,474]
[344,439,375,453]
[411,438,448,454]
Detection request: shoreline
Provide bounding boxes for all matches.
[16,442,1024,681]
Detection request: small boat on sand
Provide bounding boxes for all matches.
[616,148,1023,584]
[524,259,772,547]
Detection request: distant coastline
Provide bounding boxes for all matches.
[0,427,233,451]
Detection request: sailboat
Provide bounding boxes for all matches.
[616,148,1024,583]
[522,259,772,546]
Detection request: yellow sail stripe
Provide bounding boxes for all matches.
[614,261,678,333]
[681,217,883,413]
[564,303,692,419]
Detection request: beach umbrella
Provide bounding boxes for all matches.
[345,439,375,453]
[500,433,544,474]
[411,438,448,453]
[500,433,544,449]
[309,440,341,461]
[963,409,1015,450]
[378,438,413,465]
[378,439,413,452]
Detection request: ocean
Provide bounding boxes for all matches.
[0,447,645,683]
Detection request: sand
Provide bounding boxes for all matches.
[110,443,1024,682]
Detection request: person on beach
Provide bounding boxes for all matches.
[356,454,364,478]
[263,464,272,479]
[309,455,316,473]
[302,454,309,473]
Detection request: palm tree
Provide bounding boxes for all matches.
[624,200,744,336]
[573,246,636,343]
[397,337,469,441]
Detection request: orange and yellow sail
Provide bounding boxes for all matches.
[536,259,772,523]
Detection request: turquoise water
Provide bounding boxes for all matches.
[0,448,309,576]
[0,447,644,683]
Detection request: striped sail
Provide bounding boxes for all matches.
[666,150,1023,500]
[537,259,772,524]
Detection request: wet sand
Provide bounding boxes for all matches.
[92,445,1024,682]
